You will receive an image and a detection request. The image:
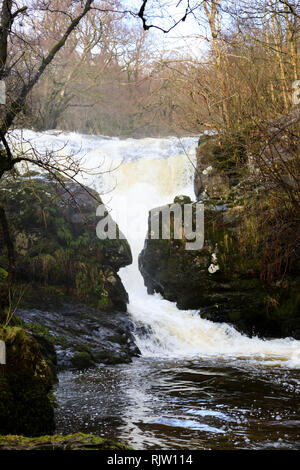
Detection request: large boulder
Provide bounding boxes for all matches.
[0,175,132,312]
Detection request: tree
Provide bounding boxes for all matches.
[0,0,97,176]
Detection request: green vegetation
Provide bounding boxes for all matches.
[0,176,132,312]
[0,433,131,450]
[0,326,55,436]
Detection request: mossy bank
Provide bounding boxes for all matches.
[0,433,130,450]
[0,326,55,436]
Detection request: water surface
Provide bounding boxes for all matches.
[55,358,300,450]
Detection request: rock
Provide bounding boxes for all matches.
[17,298,140,370]
[25,323,58,382]
[71,351,95,370]
[173,195,192,205]
[0,175,132,312]
[99,267,129,312]
[139,196,300,339]
[194,137,230,199]
[194,135,247,200]
[0,326,55,436]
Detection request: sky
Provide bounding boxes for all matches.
[123,0,209,59]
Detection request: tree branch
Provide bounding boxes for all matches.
[0,0,94,135]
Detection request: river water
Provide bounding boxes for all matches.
[55,358,300,450]
[11,130,300,449]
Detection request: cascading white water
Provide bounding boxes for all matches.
[11,129,300,368]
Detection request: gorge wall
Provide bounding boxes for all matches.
[139,136,300,340]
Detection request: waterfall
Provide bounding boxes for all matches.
[11,129,300,368]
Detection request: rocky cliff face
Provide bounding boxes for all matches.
[139,137,300,340]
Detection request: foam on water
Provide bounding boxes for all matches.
[10,129,300,368]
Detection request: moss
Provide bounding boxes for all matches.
[202,134,247,174]
[0,267,8,282]
[0,175,132,311]
[0,433,131,450]
[71,351,95,370]
[25,323,58,383]
[94,351,126,365]
[173,195,192,205]
[26,323,55,344]
[13,284,66,310]
[0,326,55,436]
[54,335,68,348]
[97,294,111,309]
[74,343,92,354]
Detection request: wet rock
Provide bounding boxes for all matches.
[17,300,140,371]
[71,351,95,370]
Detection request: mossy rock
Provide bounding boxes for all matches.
[139,196,300,339]
[0,432,131,450]
[0,327,55,436]
[93,350,128,365]
[173,195,192,205]
[71,351,95,370]
[25,323,58,382]
[0,175,132,311]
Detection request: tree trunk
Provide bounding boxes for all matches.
[0,205,15,285]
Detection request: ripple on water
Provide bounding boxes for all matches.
[55,358,300,450]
